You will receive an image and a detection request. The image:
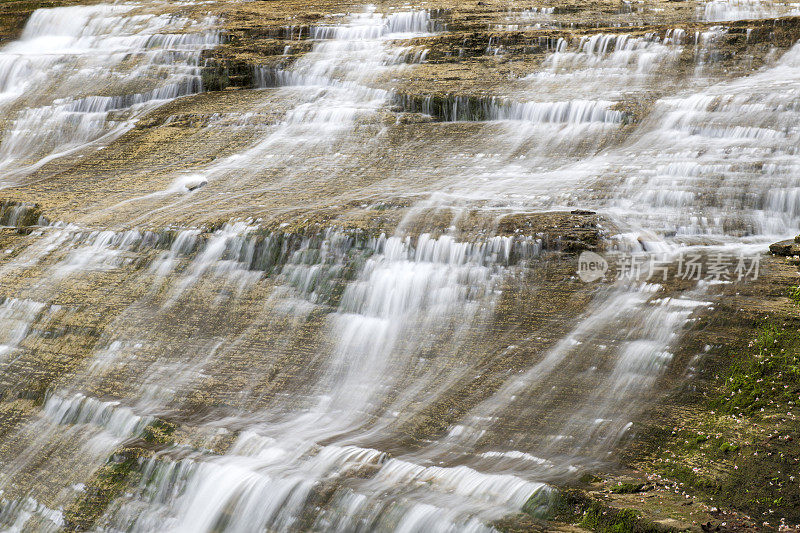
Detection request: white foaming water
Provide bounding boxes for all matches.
[553,288,712,454]
[442,30,686,156]
[699,0,800,21]
[372,459,546,508]
[311,9,434,40]
[3,3,800,532]
[310,458,551,532]
[491,99,623,124]
[54,229,144,276]
[427,114,781,487]
[101,435,388,532]
[0,297,47,358]
[0,391,153,527]
[385,27,800,506]
[543,32,683,76]
[378,277,709,488]
[452,27,800,243]
[84,232,543,533]
[312,233,520,417]
[144,7,434,205]
[150,229,202,278]
[606,40,800,239]
[0,4,218,182]
[75,11,731,533]
[165,222,263,301]
[255,8,432,91]
[42,392,151,440]
[491,7,556,31]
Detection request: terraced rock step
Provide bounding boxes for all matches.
[0,0,799,531]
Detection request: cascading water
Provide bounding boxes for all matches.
[0,3,218,183]
[0,1,796,531]
[699,0,800,21]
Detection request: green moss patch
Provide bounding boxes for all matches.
[711,323,800,417]
[548,489,677,533]
[63,453,141,532]
[631,268,800,528]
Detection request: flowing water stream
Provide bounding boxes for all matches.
[0,1,796,531]
[0,3,218,183]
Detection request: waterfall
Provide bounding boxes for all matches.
[0,0,796,531]
[0,4,218,183]
[698,0,800,21]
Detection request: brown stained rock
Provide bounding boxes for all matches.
[1,0,800,529]
[4,4,800,231]
[770,238,800,257]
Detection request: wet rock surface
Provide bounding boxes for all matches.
[769,236,800,256]
[0,0,799,531]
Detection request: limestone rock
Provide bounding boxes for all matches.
[769,238,800,256]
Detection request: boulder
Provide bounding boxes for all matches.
[769,238,800,256]
[186,179,207,192]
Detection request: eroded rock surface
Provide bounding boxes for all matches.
[0,0,798,531]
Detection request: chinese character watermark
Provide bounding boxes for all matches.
[577,251,760,283]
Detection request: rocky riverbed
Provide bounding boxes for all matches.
[0,0,798,531]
